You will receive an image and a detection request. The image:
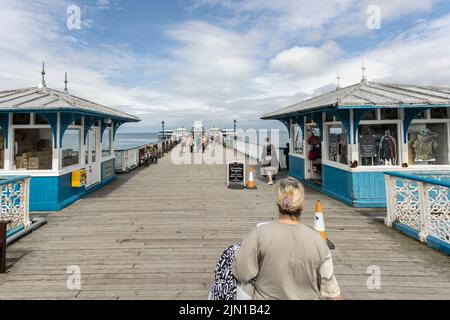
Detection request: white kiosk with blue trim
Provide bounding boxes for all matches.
[0,66,140,211]
[262,79,450,208]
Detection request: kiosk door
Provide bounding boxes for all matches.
[305,125,322,185]
[86,127,101,188]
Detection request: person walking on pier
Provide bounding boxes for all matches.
[284,143,290,171]
[188,135,194,153]
[232,178,342,300]
[202,135,208,153]
[181,135,187,153]
[259,138,278,185]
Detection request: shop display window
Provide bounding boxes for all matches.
[358,124,399,166]
[102,127,112,157]
[362,110,377,121]
[430,108,448,119]
[13,113,30,125]
[14,128,53,170]
[292,125,303,155]
[328,124,348,165]
[408,123,449,165]
[62,129,81,168]
[381,108,398,120]
[35,114,49,125]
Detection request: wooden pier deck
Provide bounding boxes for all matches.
[0,145,449,300]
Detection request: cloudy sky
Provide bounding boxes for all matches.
[0,0,450,132]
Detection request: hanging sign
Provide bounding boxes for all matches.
[227,161,246,189]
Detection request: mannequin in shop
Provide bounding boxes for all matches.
[412,128,439,163]
[308,132,321,161]
[379,130,397,165]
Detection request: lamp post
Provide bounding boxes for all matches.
[162,121,165,140]
[233,119,237,135]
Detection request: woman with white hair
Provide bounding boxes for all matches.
[233,178,342,300]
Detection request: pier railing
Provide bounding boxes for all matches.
[384,172,450,253]
[115,141,162,173]
[0,176,31,237]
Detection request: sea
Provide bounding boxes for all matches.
[114,133,160,150]
[114,131,290,150]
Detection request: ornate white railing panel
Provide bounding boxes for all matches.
[385,172,450,246]
[0,176,31,233]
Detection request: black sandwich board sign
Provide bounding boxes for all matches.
[227,161,246,189]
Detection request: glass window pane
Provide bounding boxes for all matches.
[408,123,448,165]
[328,124,348,165]
[325,113,334,122]
[14,128,53,170]
[102,128,111,157]
[0,129,4,169]
[358,124,399,166]
[85,134,89,165]
[13,113,31,125]
[62,129,81,168]
[292,125,303,155]
[91,130,97,163]
[381,108,398,120]
[34,113,49,125]
[430,108,448,119]
[362,110,377,121]
[415,111,427,119]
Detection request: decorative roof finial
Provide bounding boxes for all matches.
[39,62,47,88]
[64,72,68,93]
[361,56,367,82]
[336,68,342,90]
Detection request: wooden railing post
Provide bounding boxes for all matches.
[0,220,10,274]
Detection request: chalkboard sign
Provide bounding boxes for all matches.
[360,135,377,157]
[227,161,246,189]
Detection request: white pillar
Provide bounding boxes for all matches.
[53,112,61,172]
[349,109,359,162]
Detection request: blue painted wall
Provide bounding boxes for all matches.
[352,171,387,208]
[288,155,305,181]
[29,161,117,211]
[287,155,388,208]
[29,174,84,211]
[322,165,353,206]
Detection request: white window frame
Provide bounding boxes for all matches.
[356,118,403,168]
[9,112,56,173]
[323,121,351,168]
[290,121,304,157]
[60,125,83,171]
[408,118,450,168]
[101,126,113,159]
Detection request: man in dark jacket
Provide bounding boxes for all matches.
[283,143,290,171]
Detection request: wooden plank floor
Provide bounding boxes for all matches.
[0,145,449,300]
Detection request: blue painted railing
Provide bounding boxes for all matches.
[0,176,32,238]
[384,172,450,254]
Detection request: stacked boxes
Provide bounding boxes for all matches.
[15,139,53,170]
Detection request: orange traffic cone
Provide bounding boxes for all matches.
[313,200,335,250]
[247,166,257,190]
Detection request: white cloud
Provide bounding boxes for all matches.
[269,41,344,76]
[0,0,449,132]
